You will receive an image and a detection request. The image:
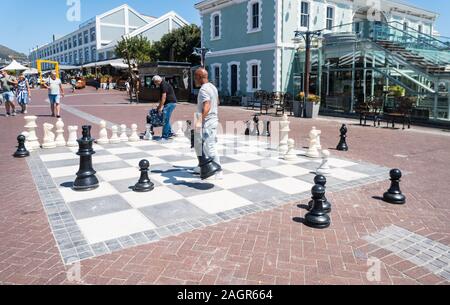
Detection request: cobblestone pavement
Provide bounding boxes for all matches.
[0,86,449,285]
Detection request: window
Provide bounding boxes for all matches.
[69,53,73,64]
[64,40,68,51]
[79,49,83,64]
[251,65,258,90]
[91,46,96,62]
[68,39,72,49]
[247,0,262,33]
[211,64,222,90]
[84,31,89,44]
[403,22,408,31]
[60,42,63,52]
[85,47,89,63]
[90,28,96,42]
[326,7,334,30]
[78,33,83,46]
[73,36,77,47]
[418,25,423,34]
[300,1,310,28]
[246,59,261,92]
[211,12,221,40]
[64,54,68,64]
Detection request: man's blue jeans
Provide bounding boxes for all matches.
[162,102,176,139]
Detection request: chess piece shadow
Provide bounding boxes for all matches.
[292,217,305,224]
[60,181,74,188]
[297,204,310,210]
[372,196,384,202]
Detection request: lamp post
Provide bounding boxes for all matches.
[294,30,322,98]
[193,47,212,68]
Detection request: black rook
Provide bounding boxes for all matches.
[73,126,99,191]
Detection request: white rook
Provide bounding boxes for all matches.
[24,116,40,150]
[67,126,78,147]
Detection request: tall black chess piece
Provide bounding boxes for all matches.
[244,121,250,136]
[14,134,30,158]
[383,169,406,204]
[133,160,154,192]
[308,175,332,213]
[304,185,331,229]
[73,126,99,191]
[253,114,260,136]
[336,124,349,151]
[263,121,271,137]
[193,128,221,180]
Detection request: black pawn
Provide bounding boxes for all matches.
[308,175,332,213]
[383,169,406,204]
[14,135,30,158]
[244,121,250,136]
[73,126,99,191]
[305,185,331,229]
[134,160,154,192]
[336,124,349,151]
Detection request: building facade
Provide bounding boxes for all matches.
[196,0,450,120]
[29,4,188,68]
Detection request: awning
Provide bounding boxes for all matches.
[60,65,81,70]
[23,68,39,75]
[82,59,129,69]
[1,60,28,71]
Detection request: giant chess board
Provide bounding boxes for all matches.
[27,134,389,264]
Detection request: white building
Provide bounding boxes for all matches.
[29,4,189,68]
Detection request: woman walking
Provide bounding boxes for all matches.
[16,74,31,114]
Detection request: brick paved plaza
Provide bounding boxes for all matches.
[0,86,449,285]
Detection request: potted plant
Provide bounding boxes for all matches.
[304,94,321,118]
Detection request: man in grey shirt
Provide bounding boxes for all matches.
[193,68,222,178]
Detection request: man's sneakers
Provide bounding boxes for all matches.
[5,113,10,117]
[11,111,16,116]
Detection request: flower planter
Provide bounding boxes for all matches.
[293,100,303,117]
[305,102,320,119]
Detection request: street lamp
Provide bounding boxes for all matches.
[294,29,322,98]
[193,47,212,68]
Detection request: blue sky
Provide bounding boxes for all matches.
[1,0,449,54]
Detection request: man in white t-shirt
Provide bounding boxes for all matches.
[43,71,64,118]
[193,67,222,178]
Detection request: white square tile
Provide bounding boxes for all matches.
[120,187,184,208]
[148,149,181,157]
[171,159,198,168]
[329,168,369,181]
[263,177,313,195]
[211,173,258,189]
[268,164,311,177]
[77,210,156,244]
[97,167,139,182]
[94,154,122,164]
[326,158,357,168]
[124,157,166,168]
[222,162,261,173]
[227,153,263,162]
[126,141,158,147]
[92,144,105,151]
[236,146,265,154]
[59,182,118,203]
[48,165,80,178]
[188,190,252,214]
[40,153,77,162]
[106,147,142,155]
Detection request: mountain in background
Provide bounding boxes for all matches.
[0,44,28,61]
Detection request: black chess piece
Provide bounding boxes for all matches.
[14,134,30,158]
[73,126,99,191]
[336,124,349,151]
[308,175,332,213]
[304,185,331,229]
[263,121,271,137]
[244,121,250,136]
[133,160,154,192]
[253,114,260,136]
[383,169,406,204]
[197,153,222,180]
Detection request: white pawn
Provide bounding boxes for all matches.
[305,135,320,158]
[97,120,109,145]
[284,139,298,161]
[67,126,78,147]
[143,124,152,140]
[120,124,128,142]
[110,125,120,144]
[316,149,332,175]
[55,118,66,147]
[42,123,57,149]
[129,124,140,142]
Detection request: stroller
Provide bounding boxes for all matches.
[146,108,164,137]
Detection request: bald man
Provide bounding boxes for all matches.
[193,68,222,177]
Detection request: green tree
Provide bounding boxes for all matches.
[150,24,201,65]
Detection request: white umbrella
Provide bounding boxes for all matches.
[2,60,28,71]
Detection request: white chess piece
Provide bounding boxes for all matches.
[279,114,290,156]
[174,121,184,137]
[284,139,298,161]
[316,149,332,175]
[21,131,32,152]
[55,118,66,147]
[143,124,152,140]
[42,123,57,149]
[120,124,128,142]
[305,131,320,158]
[97,120,109,145]
[109,125,120,144]
[24,116,40,150]
[310,127,322,150]
[129,124,140,142]
[67,126,78,147]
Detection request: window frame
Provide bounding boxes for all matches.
[246,59,261,93]
[326,6,334,31]
[247,0,263,33]
[300,1,310,29]
[210,11,222,41]
[211,63,222,91]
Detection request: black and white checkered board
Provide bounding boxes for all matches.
[30,134,388,264]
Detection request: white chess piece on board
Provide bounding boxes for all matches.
[110,125,120,144]
[284,139,298,161]
[55,118,66,147]
[67,126,78,147]
[279,114,290,156]
[97,120,109,145]
[143,124,152,141]
[42,123,57,149]
[24,116,40,150]
[305,131,320,158]
[129,124,140,142]
[316,149,332,175]
[174,121,184,137]
[120,124,128,142]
